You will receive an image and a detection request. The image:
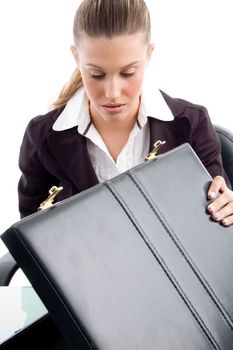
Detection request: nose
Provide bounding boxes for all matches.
[104,77,122,101]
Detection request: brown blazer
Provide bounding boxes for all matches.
[18,91,229,217]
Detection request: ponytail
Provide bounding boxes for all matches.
[52,68,83,109]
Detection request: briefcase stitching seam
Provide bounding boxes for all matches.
[128,172,233,333]
[106,182,220,350]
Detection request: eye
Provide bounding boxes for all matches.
[90,74,105,80]
[120,72,135,78]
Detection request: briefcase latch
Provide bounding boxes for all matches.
[145,140,166,161]
[38,186,63,211]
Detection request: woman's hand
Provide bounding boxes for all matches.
[207,176,233,226]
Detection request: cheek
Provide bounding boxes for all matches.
[82,77,102,101]
[126,74,144,98]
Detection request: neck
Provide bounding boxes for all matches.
[93,114,136,136]
[89,100,140,136]
[89,104,139,162]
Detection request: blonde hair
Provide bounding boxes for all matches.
[53,0,151,109]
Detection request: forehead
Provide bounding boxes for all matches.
[77,32,148,68]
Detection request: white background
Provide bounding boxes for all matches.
[0,0,233,262]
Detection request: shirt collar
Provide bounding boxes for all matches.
[52,85,174,132]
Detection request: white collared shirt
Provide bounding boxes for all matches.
[53,86,174,182]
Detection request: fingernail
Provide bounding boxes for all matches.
[213,213,220,221]
[208,192,216,200]
[208,205,213,213]
[222,219,228,226]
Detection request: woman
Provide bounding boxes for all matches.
[18,0,233,225]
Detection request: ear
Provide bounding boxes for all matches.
[70,45,79,66]
[146,43,155,62]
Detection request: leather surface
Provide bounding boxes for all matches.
[2,143,233,350]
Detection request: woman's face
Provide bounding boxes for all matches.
[72,32,154,125]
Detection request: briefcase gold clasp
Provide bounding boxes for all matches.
[38,186,63,211]
[145,140,166,161]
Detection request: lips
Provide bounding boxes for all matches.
[102,103,126,114]
[103,104,124,108]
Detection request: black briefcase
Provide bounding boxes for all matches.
[1,143,233,350]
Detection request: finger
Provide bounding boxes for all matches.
[210,201,233,222]
[221,214,233,227]
[207,176,227,200]
[207,189,233,215]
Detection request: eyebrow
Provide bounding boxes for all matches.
[85,61,140,70]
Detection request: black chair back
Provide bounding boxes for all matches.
[215,124,233,189]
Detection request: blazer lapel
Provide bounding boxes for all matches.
[148,91,187,153]
[47,128,99,191]
[148,118,175,153]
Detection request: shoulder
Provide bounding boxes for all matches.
[26,106,66,135]
[160,90,209,121]
[22,106,66,149]
[20,107,66,156]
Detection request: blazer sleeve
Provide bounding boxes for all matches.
[18,119,58,218]
[190,106,231,188]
